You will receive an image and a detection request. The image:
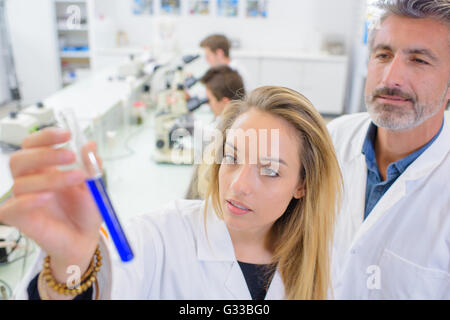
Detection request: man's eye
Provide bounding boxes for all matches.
[375,53,390,60]
[413,58,429,65]
[260,167,279,177]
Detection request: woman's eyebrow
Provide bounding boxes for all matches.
[225,142,288,167]
[260,157,288,167]
[225,142,237,151]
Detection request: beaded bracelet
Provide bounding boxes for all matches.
[41,245,102,296]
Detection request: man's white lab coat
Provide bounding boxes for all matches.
[327,112,450,299]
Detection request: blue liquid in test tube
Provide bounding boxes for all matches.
[86,175,134,262]
[56,109,134,262]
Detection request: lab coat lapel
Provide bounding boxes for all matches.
[264,270,285,300]
[225,265,285,300]
[351,178,406,246]
[351,116,450,247]
[224,262,252,299]
[336,121,370,249]
[196,202,236,262]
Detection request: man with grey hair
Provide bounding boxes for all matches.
[328,0,450,299]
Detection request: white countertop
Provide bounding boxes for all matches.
[96,46,348,62]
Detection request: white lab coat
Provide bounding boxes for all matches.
[14,199,285,299]
[229,59,253,92]
[327,112,450,299]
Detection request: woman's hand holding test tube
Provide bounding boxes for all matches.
[0,128,103,299]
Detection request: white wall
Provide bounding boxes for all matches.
[0,50,9,105]
[95,0,360,54]
[0,21,10,104]
[6,0,61,105]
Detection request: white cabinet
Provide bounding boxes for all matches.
[6,0,61,105]
[235,52,348,115]
[260,58,305,90]
[55,0,95,87]
[298,60,348,115]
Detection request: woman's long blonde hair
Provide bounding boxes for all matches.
[200,86,343,299]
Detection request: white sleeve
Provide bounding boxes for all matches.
[101,214,165,299]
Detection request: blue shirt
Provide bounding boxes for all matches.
[362,120,444,219]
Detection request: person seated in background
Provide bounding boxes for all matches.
[201,65,245,119]
[185,65,245,200]
[199,34,251,91]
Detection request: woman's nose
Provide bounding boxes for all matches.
[230,164,255,196]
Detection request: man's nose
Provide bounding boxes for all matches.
[382,54,406,89]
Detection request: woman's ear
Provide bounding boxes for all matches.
[293,182,306,199]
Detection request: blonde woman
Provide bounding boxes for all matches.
[3,87,342,300]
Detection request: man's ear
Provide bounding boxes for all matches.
[215,48,225,59]
[221,97,230,104]
[293,182,306,199]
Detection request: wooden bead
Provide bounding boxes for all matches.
[42,246,102,296]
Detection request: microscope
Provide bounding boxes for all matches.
[153,55,208,164]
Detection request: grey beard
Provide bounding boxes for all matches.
[366,94,446,131]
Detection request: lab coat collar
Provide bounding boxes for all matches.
[196,201,286,299]
[347,118,372,163]
[402,117,450,181]
[196,201,236,262]
[224,262,285,300]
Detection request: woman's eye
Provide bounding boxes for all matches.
[260,167,279,177]
[223,154,237,164]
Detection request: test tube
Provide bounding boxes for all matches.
[55,109,134,262]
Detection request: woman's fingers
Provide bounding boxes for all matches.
[22,127,71,149]
[12,169,86,197]
[0,192,53,226]
[9,147,77,178]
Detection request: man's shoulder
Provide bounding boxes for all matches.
[327,112,371,132]
[327,113,371,143]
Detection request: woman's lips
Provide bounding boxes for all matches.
[226,200,253,216]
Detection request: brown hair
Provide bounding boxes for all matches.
[201,86,343,299]
[200,65,245,101]
[200,34,231,57]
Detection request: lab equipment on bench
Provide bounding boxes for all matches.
[0,112,39,147]
[22,102,56,129]
[152,54,205,164]
[55,109,134,262]
[118,54,144,78]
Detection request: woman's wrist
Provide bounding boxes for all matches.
[49,241,99,284]
[40,243,101,299]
